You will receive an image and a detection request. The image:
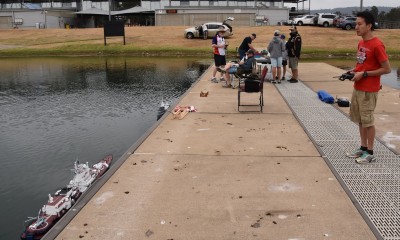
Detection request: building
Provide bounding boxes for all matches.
[0,0,307,29]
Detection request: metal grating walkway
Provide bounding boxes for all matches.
[276,81,400,240]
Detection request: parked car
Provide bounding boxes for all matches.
[293,15,315,26]
[279,19,294,26]
[333,15,352,28]
[313,13,337,27]
[184,17,234,40]
[337,16,357,30]
[336,16,379,30]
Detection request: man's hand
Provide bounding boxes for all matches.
[351,72,364,82]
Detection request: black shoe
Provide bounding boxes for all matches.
[289,78,298,83]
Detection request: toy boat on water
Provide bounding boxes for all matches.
[157,98,170,120]
[21,155,113,240]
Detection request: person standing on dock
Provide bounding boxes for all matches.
[286,26,301,83]
[267,30,285,84]
[238,33,257,60]
[346,11,391,164]
[210,26,227,83]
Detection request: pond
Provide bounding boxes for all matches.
[0,57,210,240]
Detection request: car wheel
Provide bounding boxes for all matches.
[186,32,194,39]
[323,22,329,27]
[203,31,208,40]
[345,24,352,30]
[297,21,303,26]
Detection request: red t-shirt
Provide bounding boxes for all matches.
[354,37,388,92]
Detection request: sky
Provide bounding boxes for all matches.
[287,0,400,10]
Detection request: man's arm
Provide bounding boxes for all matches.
[352,60,391,81]
[211,37,224,48]
[295,37,302,58]
[248,43,256,51]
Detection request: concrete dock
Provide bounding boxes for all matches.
[54,63,400,240]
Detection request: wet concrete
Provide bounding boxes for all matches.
[56,62,400,240]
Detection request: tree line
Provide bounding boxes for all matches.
[334,6,400,23]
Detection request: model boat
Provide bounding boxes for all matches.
[21,155,112,240]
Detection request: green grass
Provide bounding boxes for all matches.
[0,44,398,58]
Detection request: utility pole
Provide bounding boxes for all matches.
[360,0,363,11]
[108,0,111,21]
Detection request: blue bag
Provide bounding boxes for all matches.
[318,90,334,104]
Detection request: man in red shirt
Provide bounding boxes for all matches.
[346,11,391,164]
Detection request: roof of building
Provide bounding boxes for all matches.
[113,6,152,15]
[75,6,153,15]
[74,7,109,15]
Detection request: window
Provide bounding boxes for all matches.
[207,24,221,29]
[322,15,335,19]
[180,0,189,6]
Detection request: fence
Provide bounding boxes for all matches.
[378,20,400,29]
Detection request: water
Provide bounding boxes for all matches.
[0,57,210,240]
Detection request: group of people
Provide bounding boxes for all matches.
[210,26,302,86]
[209,11,391,165]
[210,27,257,88]
[267,27,301,83]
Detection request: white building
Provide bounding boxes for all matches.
[0,0,307,28]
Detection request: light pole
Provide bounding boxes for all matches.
[41,10,47,28]
[108,0,111,21]
[360,0,363,11]
[44,10,47,28]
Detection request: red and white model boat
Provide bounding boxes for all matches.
[21,155,113,240]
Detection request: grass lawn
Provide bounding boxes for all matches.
[0,26,399,58]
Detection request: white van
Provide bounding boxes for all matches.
[314,13,337,27]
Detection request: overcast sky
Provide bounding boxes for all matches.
[287,0,400,10]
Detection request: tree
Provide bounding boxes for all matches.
[377,11,386,21]
[370,6,379,20]
[385,7,400,21]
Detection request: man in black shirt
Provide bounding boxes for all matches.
[286,27,302,83]
[238,33,257,60]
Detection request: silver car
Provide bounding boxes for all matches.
[184,17,234,40]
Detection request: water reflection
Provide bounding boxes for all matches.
[0,57,209,240]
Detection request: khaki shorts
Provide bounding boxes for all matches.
[288,57,298,69]
[350,89,378,128]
